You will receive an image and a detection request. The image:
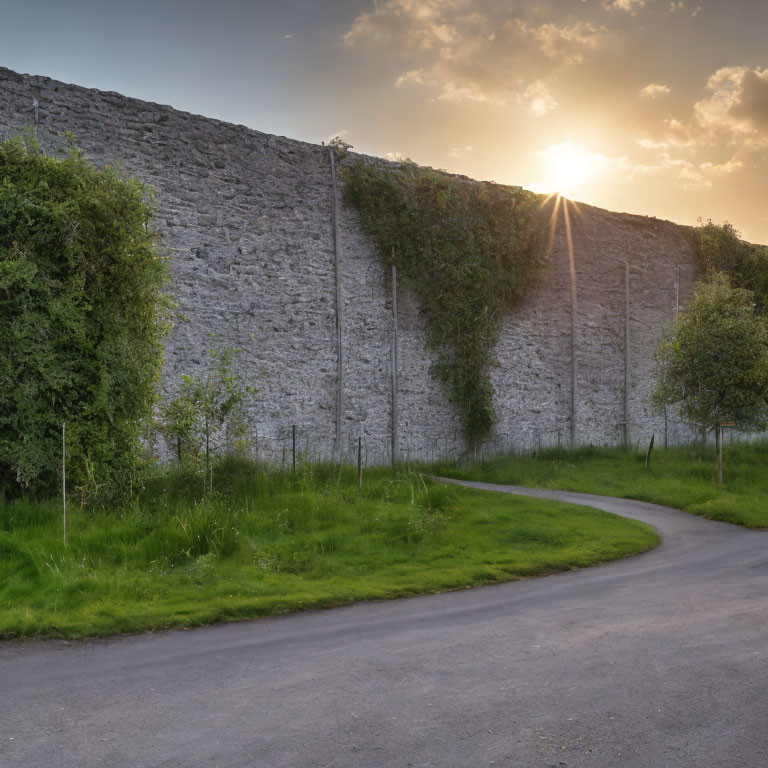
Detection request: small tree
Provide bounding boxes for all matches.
[652,275,768,484]
[160,347,254,490]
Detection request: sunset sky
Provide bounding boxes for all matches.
[2,0,766,242]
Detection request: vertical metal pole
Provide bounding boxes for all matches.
[624,262,630,449]
[357,435,363,491]
[62,421,66,545]
[329,147,344,459]
[674,267,680,324]
[292,424,296,475]
[33,99,39,137]
[391,256,399,467]
[563,199,577,446]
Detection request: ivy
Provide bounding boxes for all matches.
[0,133,171,499]
[692,220,768,314]
[342,157,548,445]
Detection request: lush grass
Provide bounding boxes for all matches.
[0,458,658,639]
[434,440,768,528]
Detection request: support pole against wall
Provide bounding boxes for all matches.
[624,261,631,449]
[665,265,680,449]
[562,198,578,446]
[674,266,680,324]
[329,147,344,459]
[391,254,400,466]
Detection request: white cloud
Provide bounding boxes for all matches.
[522,80,558,116]
[695,66,768,137]
[448,144,474,159]
[639,83,672,98]
[603,0,645,13]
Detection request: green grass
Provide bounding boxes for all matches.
[0,458,658,639]
[434,440,768,528]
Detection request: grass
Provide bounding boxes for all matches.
[0,458,658,639]
[434,440,768,528]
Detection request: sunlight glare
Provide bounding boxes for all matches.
[535,140,592,194]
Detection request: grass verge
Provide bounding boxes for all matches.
[0,459,658,639]
[434,440,768,528]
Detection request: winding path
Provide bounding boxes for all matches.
[2,481,768,767]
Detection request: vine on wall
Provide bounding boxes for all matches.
[342,156,548,446]
[692,220,768,314]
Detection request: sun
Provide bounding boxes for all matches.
[536,140,593,194]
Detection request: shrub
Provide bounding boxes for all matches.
[0,134,170,498]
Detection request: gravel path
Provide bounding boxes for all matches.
[2,480,767,767]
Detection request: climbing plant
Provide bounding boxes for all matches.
[692,219,768,314]
[0,133,171,499]
[342,157,548,445]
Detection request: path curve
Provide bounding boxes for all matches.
[2,482,768,767]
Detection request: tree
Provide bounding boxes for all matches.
[0,134,170,499]
[160,347,254,491]
[652,275,768,484]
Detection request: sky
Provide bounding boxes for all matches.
[1,0,767,243]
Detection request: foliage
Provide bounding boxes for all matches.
[0,134,170,499]
[0,459,657,638]
[342,157,548,445]
[324,135,352,162]
[651,275,768,432]
[160,347,255,473]
[693,220,768,314]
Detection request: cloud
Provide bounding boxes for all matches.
[325,129,349,143]
[695,66,768,137]
[344,1,606,108]
[631,65,768,193]
[639,82,671,98]
[522,80,558,116]
[448,144,474,159]
[603,0,645,13]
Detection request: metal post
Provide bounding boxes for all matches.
[563,199,578,446]
[33,98,39,136]
[624,262,630,449]
[329,147,344,459]
[292,425,297,475]
[674,266,680,324]
[391,256,399,467]
[357,435,363,491]
[62,421,66,545]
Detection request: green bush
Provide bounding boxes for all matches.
[693,220,768,314]
[0,134,171,499]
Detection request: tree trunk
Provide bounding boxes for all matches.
[716,424,723,486]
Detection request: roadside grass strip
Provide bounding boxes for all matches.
[0,461,658,639]
[435,441,768,529]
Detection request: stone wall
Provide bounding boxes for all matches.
[0,66,705,462]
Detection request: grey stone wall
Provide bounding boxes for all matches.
[0,66,708,462]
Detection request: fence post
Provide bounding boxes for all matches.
[357,435,363,491]
[62,421,66,545]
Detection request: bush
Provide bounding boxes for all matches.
[0,134,171,498]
